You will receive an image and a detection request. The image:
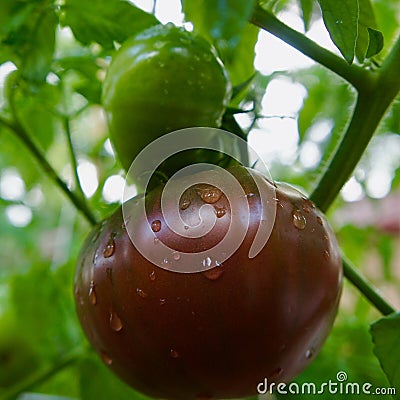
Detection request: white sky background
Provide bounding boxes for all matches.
[1,0,399,226]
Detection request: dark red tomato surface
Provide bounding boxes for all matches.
[74,166,342,400]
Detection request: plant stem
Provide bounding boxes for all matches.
[0,116,97,226]
[250,5,369,90]
[342,256,396,316]
[0,350,82,400]
[63,116,86,201]
[311,34,400,212]
[251,5,400,316]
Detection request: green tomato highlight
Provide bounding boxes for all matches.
[102,23,232,176]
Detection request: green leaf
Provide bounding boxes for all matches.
[56,56,103,104]
[79,354,151,400]
[317,0,358,64]
[10,264,82,362]
[383,97,400,135]
[299,0,315,31]
[62,0,158,49]
[0,1,57,83]
[224,24,259,85]
[366,28,384,59]
[259,0,292,13]
[182,0,255,45]
[182,0,257,84]
[21,9,57,83]
[355,0,379,62]
[296,66,354,142]
[12,81,61,151]
[371,313,400,396]
[373,0,398,59]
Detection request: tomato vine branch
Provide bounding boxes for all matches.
[310,35,400,212]
[0,116,97,226]
[342,256,395,316]
[250,4,400,316]
[63,116,87,202]
[250,5,370,91]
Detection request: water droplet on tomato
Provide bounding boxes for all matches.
[273,197,284,208]
[151,220,161,232]
[305,348,314,359]
[202,257,212,268]
[136,288,148,298]
[172,251,181,261]
[316,216,323,226]
[89,281,97,305]
[214,207,226,218]
[101,351,113,365]
[103,236,115,258]
[170,349,179,358]
[110,311,123,332]
[149,270,156,281]
[154,237,160,245]
[197,187,222,204]
[246,193,255,198]
[292,209,306,230]
[302,197,315,209]
[159,298,167,305]
[203,267,224,281]
[180,198,191,210]
[323,250,330,260]
[93,250,98,266]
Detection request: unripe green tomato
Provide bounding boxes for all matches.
[102,23,232,176]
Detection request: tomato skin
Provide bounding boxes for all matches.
[74,166,342,400]
[102,23,232,174]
